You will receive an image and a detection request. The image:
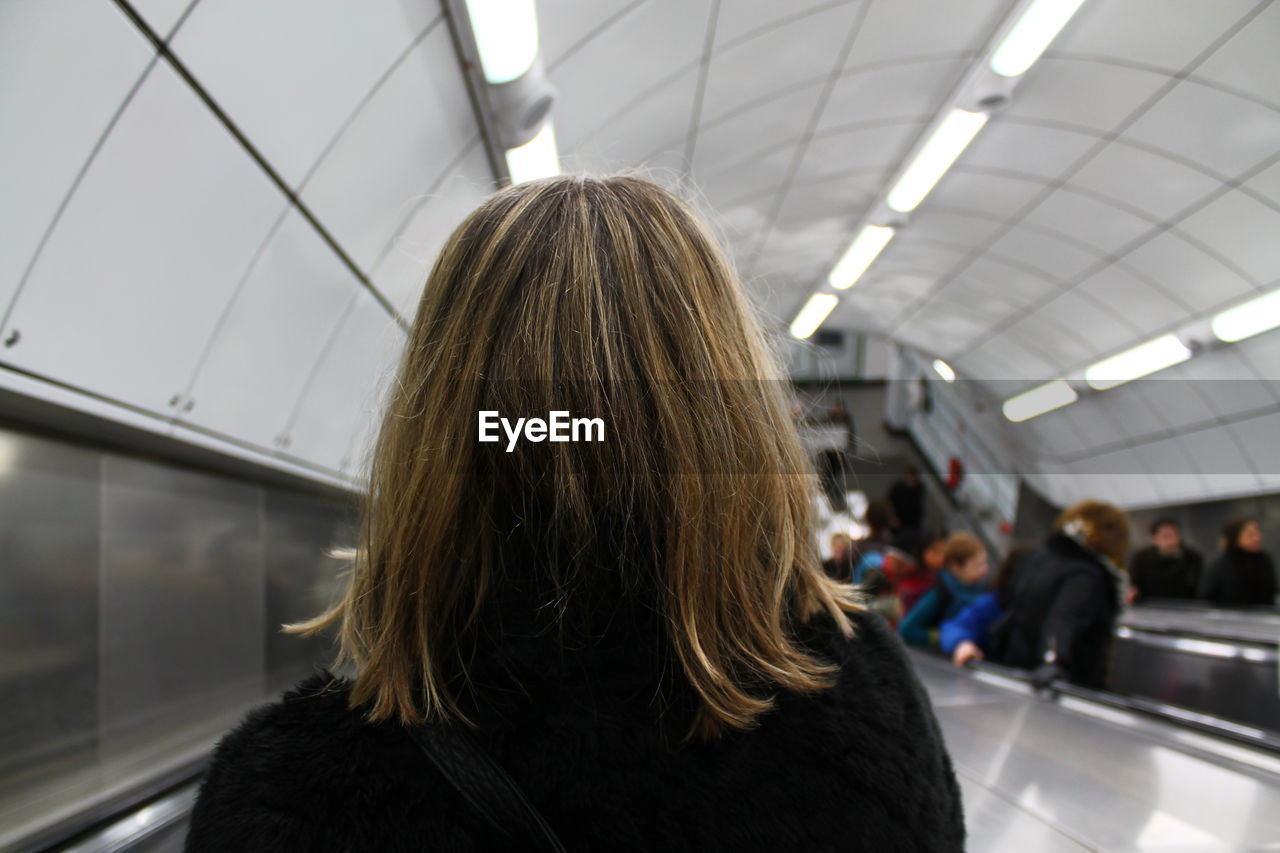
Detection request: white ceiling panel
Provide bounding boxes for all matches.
[1232,328,1280,381]
[965,120,1098,181]
[924,170,1044,220]
[1072,265,1190,334]
[301,22,473,273]
[908,208,1006,246]
[690,87,825,177]
[712,0,858,47]
[1017,407,1089,459]
[1090,385,1174,440]
[371,146,495,320]
[1002,57,1170,135]
[1017,291,1140,364]
[985,225,1100,283]
[816,58,968,135]
[1022,188,1154,255]
[0,0,153,316]
[1230,411,1280,476]
[959,336,1060,382]
[1053,0,1260,70]
[790,122,919,188]
[551,0,710,152]
[1181,348,1278,417]
[1133,437,1203,486]
[1176,426,1260,493]
[852,0,1003,65]
[538,0,640,70]
[172,0,436,188]
[771,171,881,232]
[1132,373,1219,433]
[1193,0,1280,107]
[1069,140,1222,221]
[182,209,359,449]
[700,2,856,124]
[1059,400,1130,450]
[574,68,700,170]
[1175,190,1280,285]
[962,257,1060,305]
[1247,158,1280,206]
[130,0,193,39]
[1121,231,1255,313]
[2,61,283,413]
[1123,79,1280,179]
[286,290,405,473]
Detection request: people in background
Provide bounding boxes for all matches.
[822,533,855,581]
[899,532,945,616]
[1128,518,1202,602]
[1198,518,1276,608]
[990,500,1130,689]
[899,532,989,648]
[942,546,1033,667]
[889,466,926,545]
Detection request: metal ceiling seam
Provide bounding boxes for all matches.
[682,0,721,171]
[108,0,411,334]
[885,0,1276,345]
[739,0,874,280]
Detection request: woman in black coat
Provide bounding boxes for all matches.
[991,500,1130,690]
[1198,518,1277,607]
[184,175,964,852]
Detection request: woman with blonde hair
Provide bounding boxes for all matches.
[185,175,963,852]
[990,500,1131,689]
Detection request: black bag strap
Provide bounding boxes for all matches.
[404,722,568,853]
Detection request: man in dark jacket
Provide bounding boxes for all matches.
[991,501,1129,690]
[1128,518,1202,602]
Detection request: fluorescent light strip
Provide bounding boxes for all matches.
[1212,288,1280,343]
[1002,379,1077,422]
[828,225,895,290]
[790,294,839,339]
[932,359,956,382]
[990,0,1088,78]
[505,121,559,184]
[1084,334,1191,390]
[886,109,988,213]
[464,0,540,84]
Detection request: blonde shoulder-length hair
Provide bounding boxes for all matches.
[289,173,861,741]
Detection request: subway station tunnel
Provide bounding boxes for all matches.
[2,1,1279,850]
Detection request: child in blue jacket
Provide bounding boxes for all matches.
[899,532,989,648]
[940,546,1032,665]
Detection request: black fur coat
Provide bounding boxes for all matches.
[184,609,964,851]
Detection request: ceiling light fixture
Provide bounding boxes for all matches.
[932,359,956,382]
[1002,379,1077,422]
[464,0,540,84]
[505,121,560,184]
[887,109,989,213]
[990,0,1088,78]
[829,225,896,289]
[1084,334,1192,390]
[1211,288,1280,343]
[790,294,839,339]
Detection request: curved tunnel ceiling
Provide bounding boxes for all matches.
[1,0,1278,505]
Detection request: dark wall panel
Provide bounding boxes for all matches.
[0,430,100,840]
